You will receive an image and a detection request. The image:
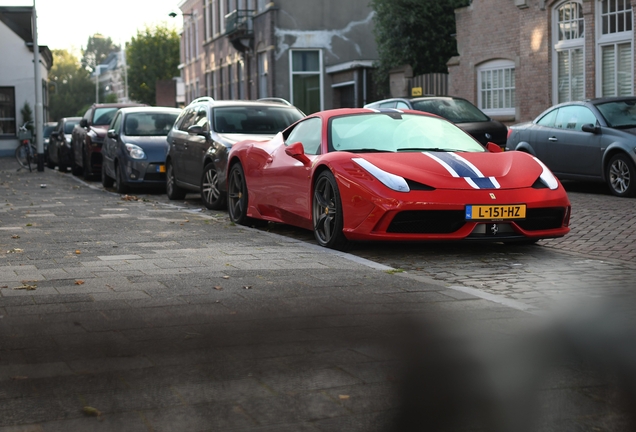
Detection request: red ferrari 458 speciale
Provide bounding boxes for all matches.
[227,108,571,250]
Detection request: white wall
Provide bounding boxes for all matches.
[0,22,48,156]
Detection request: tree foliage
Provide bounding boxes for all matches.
[370,0,470,93]
[126,25,180,105]
[48,49,97,121]
[81,34,119,69]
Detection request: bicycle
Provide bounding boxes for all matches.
[15,122,36,172]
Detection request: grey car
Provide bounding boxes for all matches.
[165,97,305,209]
[506,97,636,197]
[101,107,182,194]
[364,96,508,149]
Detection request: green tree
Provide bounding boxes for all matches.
[81,34,119,70]
[370,0,470,95]
[48,49,97,121]
[126,24,180,105]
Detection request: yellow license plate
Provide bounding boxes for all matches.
[466,204,526,220]
[158,165,166,173]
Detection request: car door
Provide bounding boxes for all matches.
[543,105,603,176]
[102,112,122,175]
[169,106,197,184]
[183,105,210,186]
[263,117,322,220]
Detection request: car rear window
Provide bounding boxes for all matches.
[213,106,303,134]
[411,99,490,123]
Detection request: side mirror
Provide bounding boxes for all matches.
[187,124,208,137]
[581,123,600,134]
[107,129,118,139]
[79,118,88,128]
[486,142,503,153]
[285,142,311,165]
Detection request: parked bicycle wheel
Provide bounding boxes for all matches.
[15,143,36,170]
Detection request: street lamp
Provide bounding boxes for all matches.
[169,11,194,18]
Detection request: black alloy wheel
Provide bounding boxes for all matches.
[58,150,68,173]
[312,170,348,250]
[166,160,186,200]
[607,153,636,197]
[228,163,251,225]
[201,163,226,210]
[101,162,114,188]
[114,163,129,194]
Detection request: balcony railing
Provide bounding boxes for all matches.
[225,9,254,36]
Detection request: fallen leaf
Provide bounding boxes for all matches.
[6,248,23,254]
[75,280,85,285]
[339,395,350,400]
[243,286,252,290]
[0,285,7,289]
[11,235,19,239]
[10,376,28,380]
[121,195,139,201]
[75,250,81,254]
[82,406,102,417]
[222,276,230,279]
[13,284,36,290]
[229,311,237,315]
[214,286,223,290]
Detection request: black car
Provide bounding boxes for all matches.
[364,96,508,148]
[165,97,305,209]
[101,107,182,193]
[507,97,636,198]
[47,117,81,172]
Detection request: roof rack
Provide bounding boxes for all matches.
[257,97,292,106]
[191,96,215,104]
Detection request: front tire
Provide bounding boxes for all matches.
[114,163,129,194]
[312,171,348,250]
[101,162,114,188]
[228,163,251,225]
[166,160,186,200]
[201,163,226,210]
[606,153,636,197]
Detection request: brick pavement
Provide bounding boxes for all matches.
[0,158,634,431]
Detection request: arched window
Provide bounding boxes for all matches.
[477,60,515,116]
[553,1,585,103]
[596,0,633,96]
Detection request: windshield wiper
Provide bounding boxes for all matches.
[343,148,393,153]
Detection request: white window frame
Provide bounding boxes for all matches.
[476,59,515,116]
[289,49,324,113]
[552,1,586,103]
[595,0,633,97]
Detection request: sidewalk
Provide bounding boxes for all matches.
[0,157,632,431]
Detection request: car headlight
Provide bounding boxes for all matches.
[533,157,558,190]
[352,158,410,192]
[125,143,146,159]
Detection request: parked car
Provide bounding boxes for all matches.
[71,102,146,180]
[47,117,81,172]
[506,97,636,198]
[165,97,305,209]
[227,108,571,250]
[364,96,508,148]
[42,122,56,156]
[101,107,182,193]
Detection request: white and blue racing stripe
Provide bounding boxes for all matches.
[424,152,500,189]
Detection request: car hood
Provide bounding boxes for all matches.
[217,132,275,145]
[91,125,109,138]
[350,151,546,190]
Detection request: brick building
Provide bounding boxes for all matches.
[176,0,378,114]
[448,0,635,124]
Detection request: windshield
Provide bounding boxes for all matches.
[124,112,179,136]
[411,98,490,123]
[43,125,56,137]
[64,121,79,134]
[93,108,119,126]
[213,106,303,134]
[329,113,484,153]
[595,99,636,128]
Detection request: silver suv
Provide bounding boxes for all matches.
[165,98,304,209]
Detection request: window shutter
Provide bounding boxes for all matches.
[602,45,616,96]
[617,42,633,96]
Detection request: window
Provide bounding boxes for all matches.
[257,0,267,11]
[228,64,234,99]
[238,61,245,99]
[285,117,322,155]
[290,50,323,114]
[258,51,268,98]
[553,105,597,130]
[477,60,515,115]
[0,87,16,136]
[219,65,224,100]
[597,0,633,96]
[552,1,585,103]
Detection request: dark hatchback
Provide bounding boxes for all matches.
[47,117,81,171]
[101,107,182,193]
[364,96,508,148]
